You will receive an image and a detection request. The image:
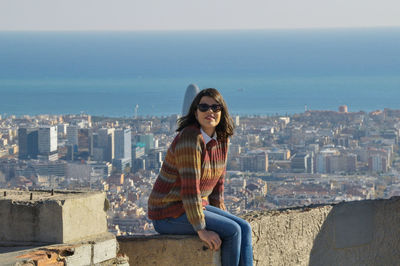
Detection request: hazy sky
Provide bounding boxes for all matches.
[1,0,400,31]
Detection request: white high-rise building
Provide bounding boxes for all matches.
[234,116,240,126]
[38,126,57,155]
[114,128,132,172]
[115,128,131,160]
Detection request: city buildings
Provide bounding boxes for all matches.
[2,106,400,235]
[240,151,268,172]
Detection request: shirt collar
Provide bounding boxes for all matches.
[200,128,218,145]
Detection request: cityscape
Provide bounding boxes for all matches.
[2,0,400,263]
[1,85,400,236]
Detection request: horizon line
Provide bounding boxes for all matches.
[0,108,395,119]
[1,25,400,33]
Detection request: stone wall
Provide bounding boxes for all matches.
[245,197,400,266]
[244,205,332,266]
[3,189,400,265]
[118,197,400,266]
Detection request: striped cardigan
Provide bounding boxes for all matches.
[148,125,228,231]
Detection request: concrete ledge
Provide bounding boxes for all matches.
[3,189,400,266]
[243,196,400,266]
[0,189,108,244]
[123,197,400,266]
[0,232,123,266]
[118,235,221,266]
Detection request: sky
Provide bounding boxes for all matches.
[1,0,400,31]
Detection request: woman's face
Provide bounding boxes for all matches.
[195,96,222,136]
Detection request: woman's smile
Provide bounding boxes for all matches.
[196,96,221,136]
[205,114,216,120]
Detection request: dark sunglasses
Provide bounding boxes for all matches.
[197,103,223,112]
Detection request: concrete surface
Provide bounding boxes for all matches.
[3,188,400,266]
[92,236,117,264]
[118,235,221,266]
[243,196,400,266]
[0,232,121,266]
[118,197,400,266]
[308,197,400,266]
[0,189,108,244]
[244,205,333,266]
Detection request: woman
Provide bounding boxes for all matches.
[148,88,253,266]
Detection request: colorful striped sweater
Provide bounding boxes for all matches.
[148,125,229,231]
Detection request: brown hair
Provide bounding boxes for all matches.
[177,88,234,139]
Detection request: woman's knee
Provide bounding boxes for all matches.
[223,220,242,239]
[241,220,252,235]
[209,219,241,239]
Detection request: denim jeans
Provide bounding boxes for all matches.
[152,205,253,266]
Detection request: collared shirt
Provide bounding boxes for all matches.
[200,128,218,145]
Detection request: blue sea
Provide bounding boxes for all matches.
[1,28,400,117]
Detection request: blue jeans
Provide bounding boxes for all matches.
[152,205,253,266]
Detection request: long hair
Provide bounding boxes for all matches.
[177,88,235,139]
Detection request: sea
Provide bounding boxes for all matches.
[1,28,400,117]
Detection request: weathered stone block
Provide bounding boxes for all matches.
[0,190,108,244]
[0,232,117,266]
[92,235,117,264]
[118,235,221,266]
[64,244,92,266]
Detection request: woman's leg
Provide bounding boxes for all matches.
[153,211,242,266]
[205,205,254,266]
[152,213,197,235]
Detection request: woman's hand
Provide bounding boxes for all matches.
[197,229,222,251]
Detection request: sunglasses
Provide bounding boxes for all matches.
[197,103,223,112]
